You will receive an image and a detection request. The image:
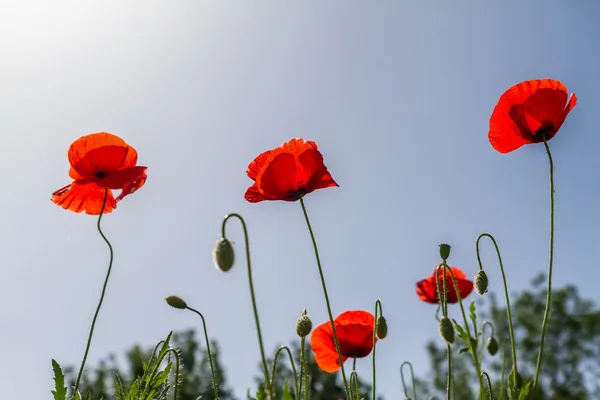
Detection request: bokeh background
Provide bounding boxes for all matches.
[1,1,599,398]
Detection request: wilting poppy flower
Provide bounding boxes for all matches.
[244,138,338,203]
[489,79,577,153]
[311,310,375,373]
[416,266,473,304]
[52,132,148,215]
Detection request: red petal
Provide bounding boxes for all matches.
[96,166,147,190]
[244,183,275,203]
[68,132,138,177]
[416,278,437,304]
[311,321,347,373]
[51,182,116,214]
[489,79,575,153]
[334,310,375,358]
[246,149,272,180]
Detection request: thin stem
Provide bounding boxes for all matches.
[481,321,494,360]
[299,198,350,398]
[499,340,507,400]
[187,307,219,400]
[481,372,493,400]
[400,361,417,400]
[73,189,113,394]
[221,214,272,398]
[533,136,555,392]
[271,345,299,400]
[372,300,383,400]
[476,234,519,387]
[300,337,309,400]
[446,344,452,400]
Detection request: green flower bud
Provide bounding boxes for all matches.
[376,316,388,339]
[438,317,455,344]
[213,238,235,272]
[439,243,451,262]
[474,270,489,295]
[486,336,499,356]
[295,309,313,338]
[165,295,187,310]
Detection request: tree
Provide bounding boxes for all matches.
[67,329,235,400]
[415,274,600,399]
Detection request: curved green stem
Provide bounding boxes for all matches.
[372,300,383,400]
[350,370,360,400]
[400,361,417,400]
[481,372,493,400]
[476,234,519,387]
[436,264,484,399]
[533,136,555,392]
[299,198,350,398]
[187,306,219,400]
[271,345,299,400]
[221,214,272,398]
[74,189,113,394]
[481,321,494,360]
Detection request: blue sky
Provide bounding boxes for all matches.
[1,1,599,399]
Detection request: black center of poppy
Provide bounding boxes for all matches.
[535,123,554,140]
[95,172,106,178]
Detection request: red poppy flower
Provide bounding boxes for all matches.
[311,310,375,373]
[489,79,577,153]
[416,266,473,304]
[52,132,148,215]
[244,138,338,203]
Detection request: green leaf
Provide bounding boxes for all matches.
[282,378,293,400]
[452,319,470,344]
[256,382,266,400]
[469,301,477,324]
[458,347,470,354]
[51,360,68,400]
[518,382,534,400]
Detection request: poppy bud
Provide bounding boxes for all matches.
[165,295,187,310]
[474,270,489,295]
[486,337,499,356]
[438,317,454,344]
[439,244,451,262]
[296,309,313,338]
[376,316,388,339]
[213,238,235,272]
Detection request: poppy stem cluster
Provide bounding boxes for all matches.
[271,346,299,400]
[475,233,519,389]
[73,189,113,395]
[220,213,273,399]
[164,296,220,400]
[299,197,351,398]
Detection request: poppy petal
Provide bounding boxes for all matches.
[334,310,375,358]
[68,132,138,177]
[554,93,578,133]
[96,166,148,190]
[299,148,339,191]
[489,79,576,153]
[244,183,275,203]
[114,167,148,202]
[258,153,298,200]
[311,321,347,373]
[51,182,116,214]
[416,278,437,303]
[246,149,273,181]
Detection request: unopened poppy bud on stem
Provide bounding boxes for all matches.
[296,309,313,338]
[376,316,388,339]
[438,317,454,344]
[439,244,451,262]
[165,295,188,310]
[474,270,489,295]
[486,336,499,356]
[213,237,235,272]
